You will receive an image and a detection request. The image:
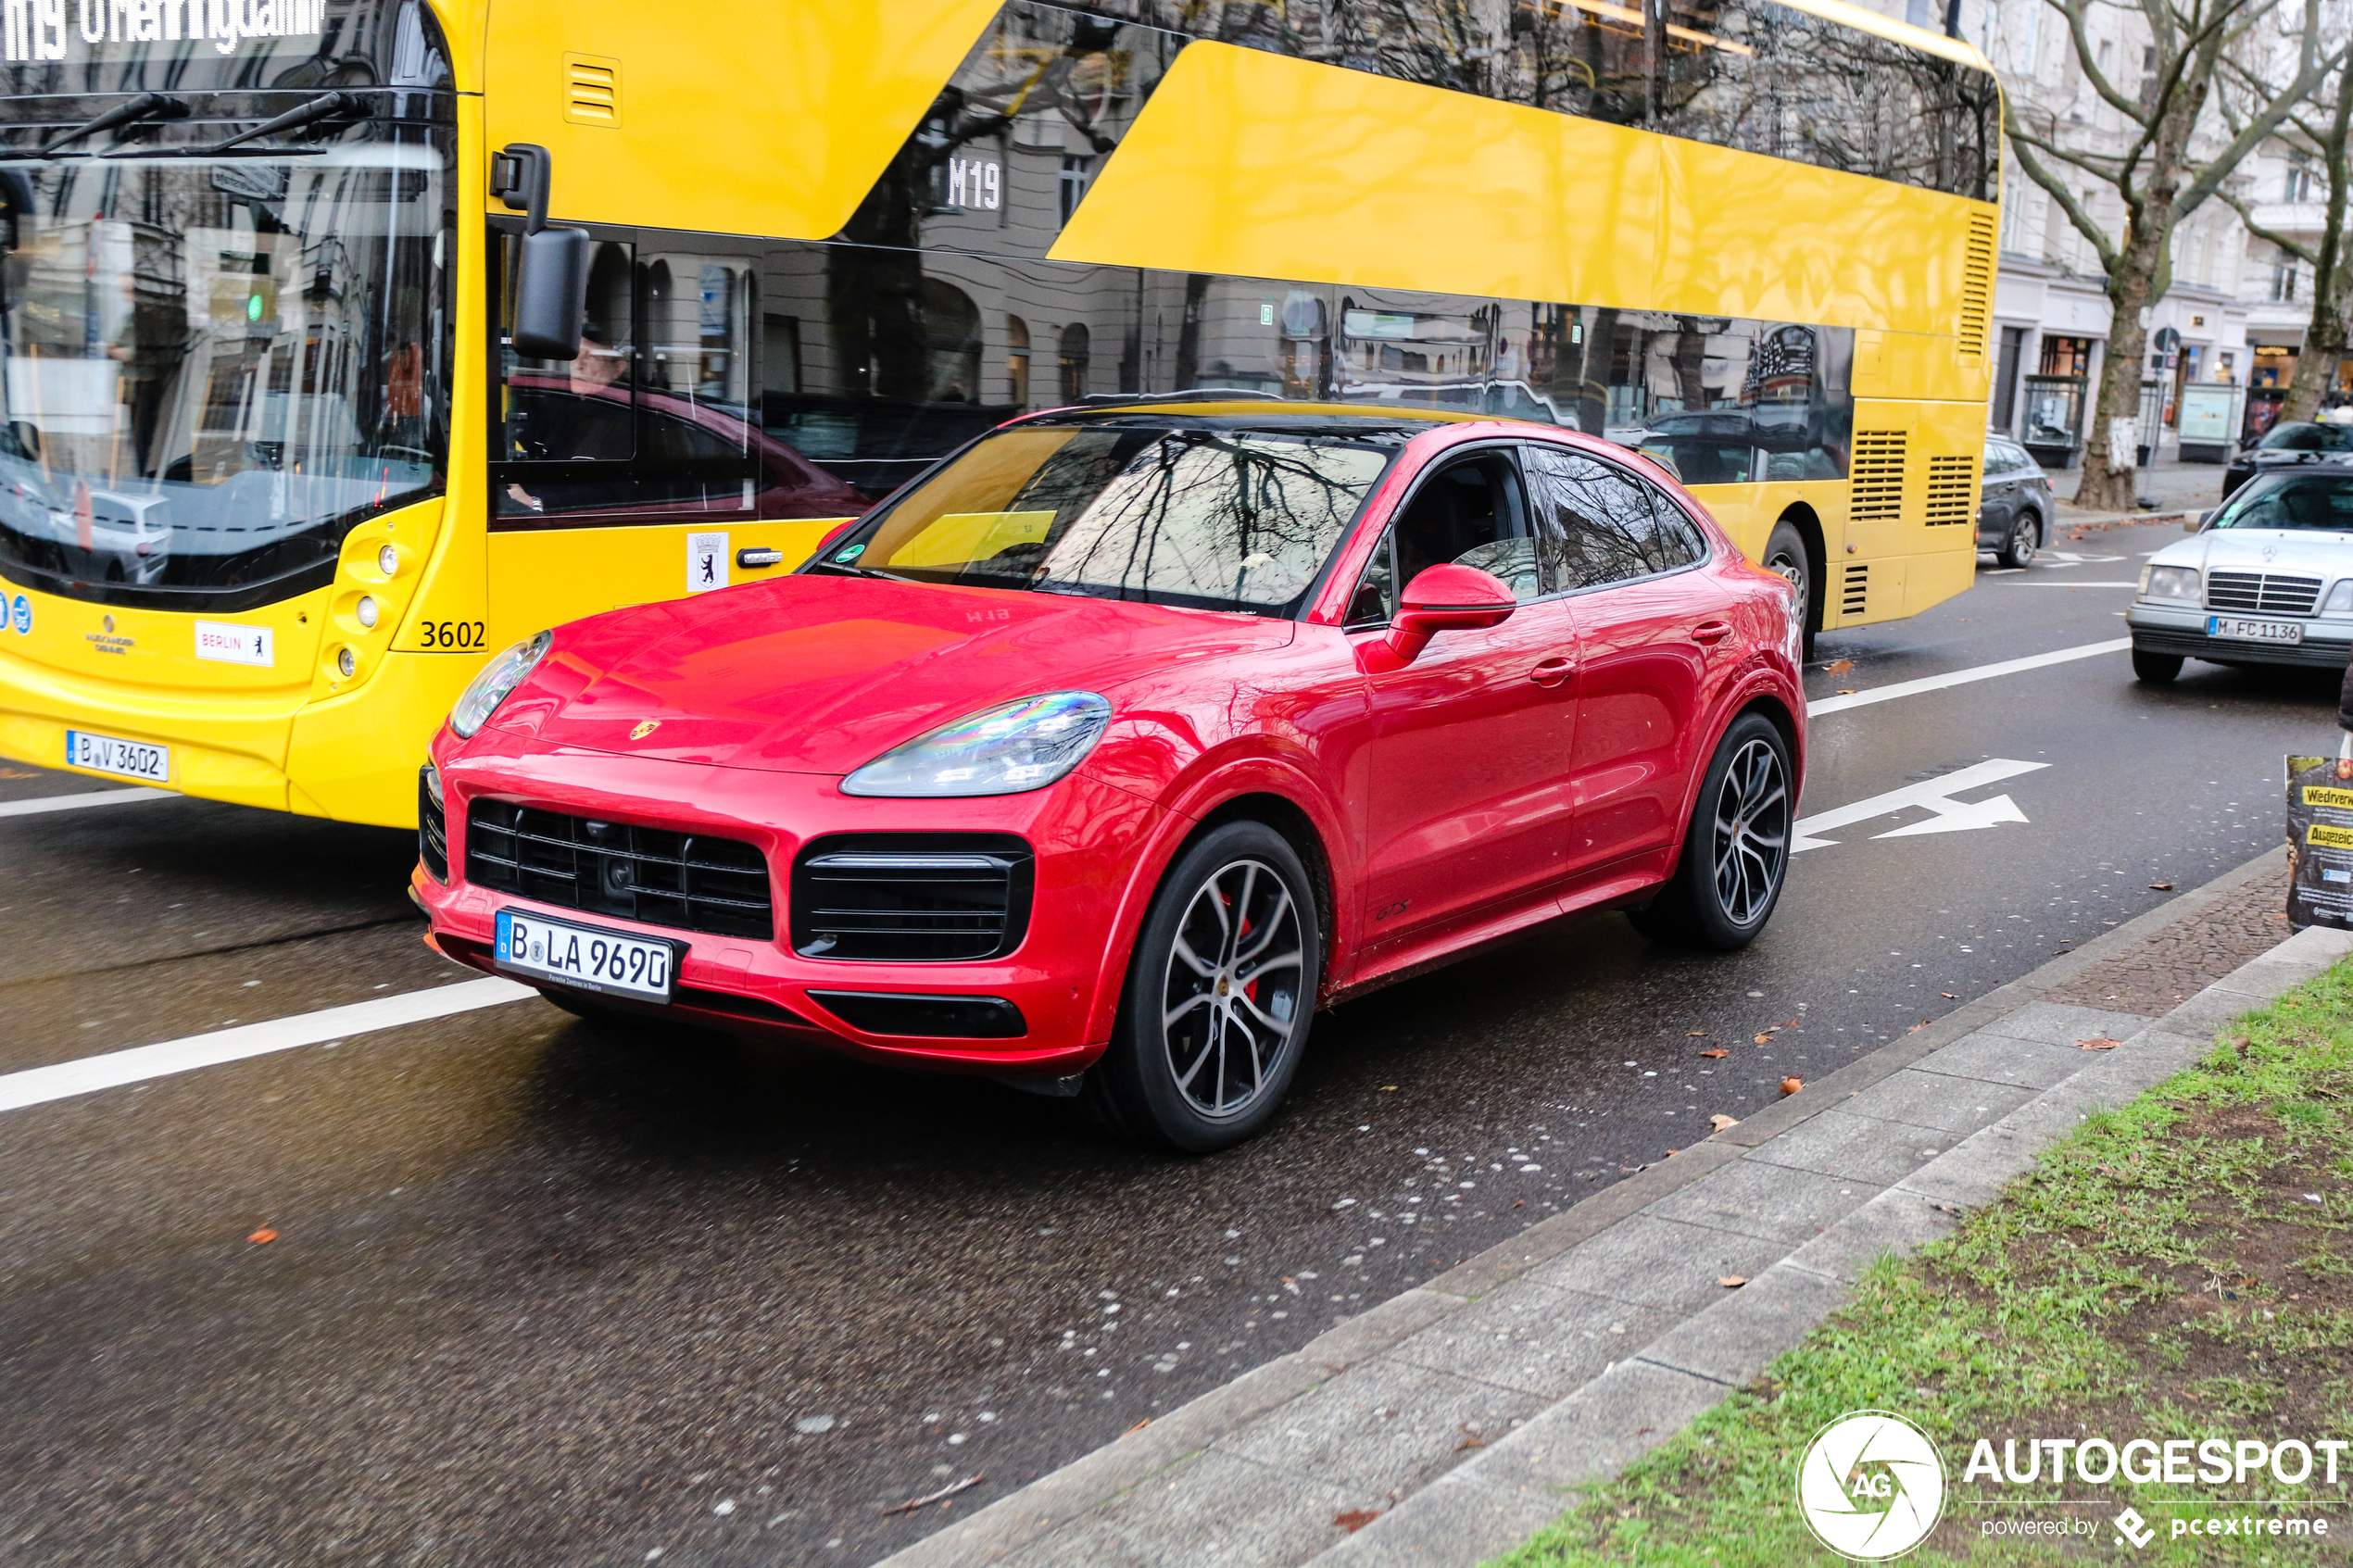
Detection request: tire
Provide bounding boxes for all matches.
[1760,521,1816,661]
[1625,712,1793,951]
[1083,821,1322,1152]
[2132,647,2183,684]
[1997,509,2040,569]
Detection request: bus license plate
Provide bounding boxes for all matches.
[496,909,677,1002]
[65,729,170,783]
[2208,615,2302,644]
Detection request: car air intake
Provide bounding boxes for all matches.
[806,990,1027,1038]
[2207,570,2322,617]
[791,834,1033,961]
[419,765,447,882]
[465,799,774,940]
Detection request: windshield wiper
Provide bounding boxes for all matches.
[0,93,188,160]
[162,92,366,157]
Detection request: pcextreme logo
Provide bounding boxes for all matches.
[1797,1410,1947,1561]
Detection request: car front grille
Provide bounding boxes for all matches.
[791,834,1034,962]
[2207,570,2322,617]
[419,766,447,882]
[465,799,774,939]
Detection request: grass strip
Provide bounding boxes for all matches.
[1492,960,2353,1565]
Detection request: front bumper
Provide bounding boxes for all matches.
[415,730,1168,1075]
[2126,602,2353,670]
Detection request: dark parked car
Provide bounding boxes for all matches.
[1977,435,2054,567]
[2221,420,2353,501]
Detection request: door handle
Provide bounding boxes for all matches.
[1691,621,1733,646]
[1529,657,1574,687]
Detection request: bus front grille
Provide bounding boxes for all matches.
[465,800,774,940]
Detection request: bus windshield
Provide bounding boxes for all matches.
[0,128,451,609]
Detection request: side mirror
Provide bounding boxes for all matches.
[2192,508,2214,533]
[495,143,591,361]
[1364,562,1516,671]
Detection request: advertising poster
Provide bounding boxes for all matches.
[2286,754,2353,928]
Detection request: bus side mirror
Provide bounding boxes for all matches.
[495,142,590,361]
[511,227,589,360]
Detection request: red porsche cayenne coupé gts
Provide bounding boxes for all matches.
[416,403,1806,1150]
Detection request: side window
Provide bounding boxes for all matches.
[1344,532,1396,626]
[1525,445,1693,587]
[1390,450,1543,601]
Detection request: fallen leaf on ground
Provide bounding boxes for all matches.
[1825,659,1854,674]
[1779,1017,1801,1029]
[1334,1510,1381,1534]
[1835,688,1857,695]
[2077,1036,2122,1051]
[0,768,35,779]
[883,1474,983,1516]
[1780,1076,1803,1096]
[2148,882,2173,891]
[1453,1424,1488,1452]
[1125,1418,1151,1434]
[1379,1085,1399,1091]
[1718,1275,1748,1288]
[1686,1030,1708,1036]
[246,1228,277,1245]
[1754,1033,1773,1045]
[1710,1113,1740,1132]
[1700,1048,1729,1059]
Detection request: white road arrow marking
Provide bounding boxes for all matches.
[1790,759,2049,852]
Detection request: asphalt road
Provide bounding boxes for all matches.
[0,516,2334,1568]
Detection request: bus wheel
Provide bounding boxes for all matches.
[1761,521,1815,660]
[2131,648,2183,684]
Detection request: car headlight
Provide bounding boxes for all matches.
[448,631,551,738]
[2139,565,2200,605]
[842,691,1113,797]
[2325,581,2353,614]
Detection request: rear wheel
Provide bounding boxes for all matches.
[1627,712,1793,951]
[1083,821,1321,1153]
[1998,510,2040,569]
[1760,521,1816,661]
[2132,647,2183,684]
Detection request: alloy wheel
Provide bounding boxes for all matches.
[1160,859,1305,1120]
[1711,737,1790,926]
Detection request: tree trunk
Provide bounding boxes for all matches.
[2284,290,2347,423]
[2076,251,2160,512]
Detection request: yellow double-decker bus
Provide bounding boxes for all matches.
[0,0,1998,827]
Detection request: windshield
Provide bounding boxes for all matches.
[2256,422,2353,454]
[817,420,1401,616]
[2213,473,2353,532]
[0,110,452,610]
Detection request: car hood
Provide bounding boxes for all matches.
[2148,528,2353,577]
[491,574,1297,775]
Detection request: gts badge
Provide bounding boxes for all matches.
[1374,900,1409,922]
[630,720,661,740]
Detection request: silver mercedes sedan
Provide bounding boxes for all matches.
[2128,465,2353,683]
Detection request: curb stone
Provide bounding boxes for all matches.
[872,846,2314,1568]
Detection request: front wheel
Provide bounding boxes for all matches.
[1083,821,1322,1153]
[1998,511,2041,569]
[2132,647,2183,684]
[1627,712,1793,950]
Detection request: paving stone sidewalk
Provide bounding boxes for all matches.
[876,846,2322,1568]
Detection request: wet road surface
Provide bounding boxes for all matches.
[0,520,2330,1567]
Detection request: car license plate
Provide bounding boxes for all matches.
[2207,615,2303,644]
[496,909,678,1002]
[64,728,170,783]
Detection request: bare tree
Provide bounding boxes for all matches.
[2226,60,2350,420]
[2006,0,2344,509]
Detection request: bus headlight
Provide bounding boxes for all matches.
[378,544,400,576]
[2139,565,2200,605]
[449,631,551,738]
[336,646,358,679]
[356,596,381,629]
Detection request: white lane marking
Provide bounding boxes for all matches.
[0,787,172,820]
[1792,759,2049,852]
[0,977,535,1114]
[1990,581,2143,587]
[1809,638,2132,717]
